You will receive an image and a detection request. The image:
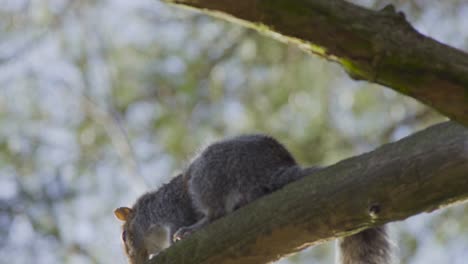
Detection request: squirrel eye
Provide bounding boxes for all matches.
[122,231,127,242]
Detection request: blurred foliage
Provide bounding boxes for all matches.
[0,0,466,263]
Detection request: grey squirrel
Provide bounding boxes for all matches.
[115,134,392,264]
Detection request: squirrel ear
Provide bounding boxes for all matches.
[114,207,133,221]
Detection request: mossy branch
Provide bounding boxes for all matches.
[163,0,468,126]
[149,121,468,264]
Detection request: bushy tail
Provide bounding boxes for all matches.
[337,226,393,264]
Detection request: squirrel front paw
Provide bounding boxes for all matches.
[173,227,193,242]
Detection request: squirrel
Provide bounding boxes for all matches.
[115,134,392,264]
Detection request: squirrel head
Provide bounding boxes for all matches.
[114,207,172,263]
[114,207,148,264]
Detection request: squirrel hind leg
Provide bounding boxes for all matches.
[225,189,262,212]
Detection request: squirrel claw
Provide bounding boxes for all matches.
[173,228,192,242]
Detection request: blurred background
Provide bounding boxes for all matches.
[0,0,467,263]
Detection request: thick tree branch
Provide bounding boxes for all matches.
[149,121,468,264]
[163,0,468,126]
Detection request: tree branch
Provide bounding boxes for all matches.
[163,0,468,126]
[149,121,468,264]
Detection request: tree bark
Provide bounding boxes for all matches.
[149,121,468,264]
[163,0,468,127]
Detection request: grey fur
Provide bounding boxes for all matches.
[118,134,393,264]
